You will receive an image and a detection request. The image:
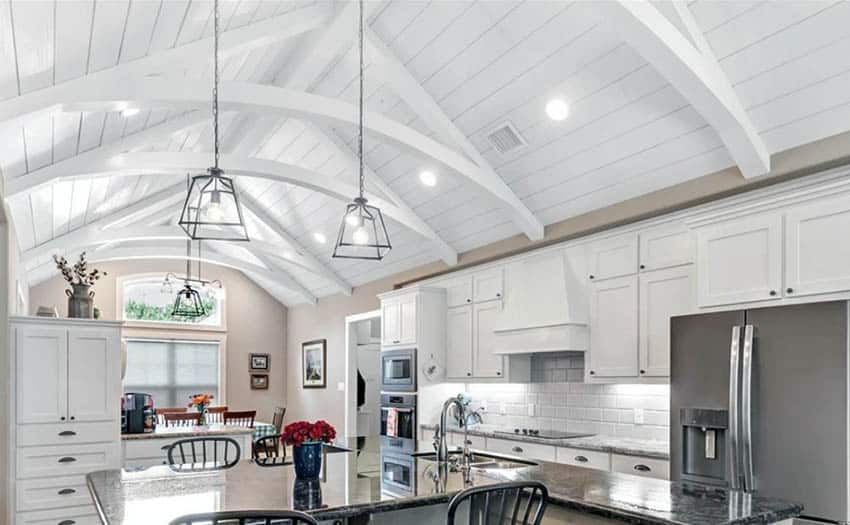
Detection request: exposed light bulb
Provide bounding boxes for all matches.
[419,170,437,187]
[204,190,223,222]
[352,226,369,245]
[545,98,569,121]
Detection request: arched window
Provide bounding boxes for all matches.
[120,275,225,327]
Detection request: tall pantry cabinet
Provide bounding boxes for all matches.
[7,317,123,525]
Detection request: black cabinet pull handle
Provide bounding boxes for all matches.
[512,446,523,453]
[58,521,76,525]
[58,430,77,437]
[786,288,794,294]
[58,488,76,495]
[574,455,588,463]
[58,457,77,463]
[634,464,651,472]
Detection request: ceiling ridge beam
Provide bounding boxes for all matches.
[606,1,770,178]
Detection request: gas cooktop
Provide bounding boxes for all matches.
[495,428,595,440]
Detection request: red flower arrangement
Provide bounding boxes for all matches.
[281,420,336,447]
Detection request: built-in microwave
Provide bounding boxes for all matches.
[381,348,416,392]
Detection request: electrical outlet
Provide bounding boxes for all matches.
[527,403,536,417]
[634,408,645,425]
[499,402,507,415]
[337,382,345,392]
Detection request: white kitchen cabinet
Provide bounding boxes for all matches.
[68,327,120,422]
[472,300,504,378]
[16,325,68,424]
[445,278,473,308]
[639,266,695,377]
[445,305,473,379]
[696,213,783,306]
[588,275,639,377]
[486,437,556,462]
[588,233,639,281]
[381,293,418,346]
[639,226,694,271]
[610,453,670,480]
[785,194,850,297]
[473,269,503,303]
[399,295,417,345]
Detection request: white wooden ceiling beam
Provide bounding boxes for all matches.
[606,0,770,178]
[0,3,330,128]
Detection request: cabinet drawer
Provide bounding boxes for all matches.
[17,443,121,479]
[16,475,93,511]
[16,506,99,525]
[17,421,119,447]
[610,453,669,480]
[123,437,183,460]
[486,438,555,462]
[555,447,610,471]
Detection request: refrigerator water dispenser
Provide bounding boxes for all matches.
[680,408,728,486]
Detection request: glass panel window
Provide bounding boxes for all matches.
[123,339,220,408]
[122,276,223,326]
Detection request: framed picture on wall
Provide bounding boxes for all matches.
[251,374,269,390]
[302,339,327,389]
[250,353,270,371]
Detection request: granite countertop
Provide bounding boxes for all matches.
[121,424,254,440]
[88,437,800,525]
[421,423,670,460]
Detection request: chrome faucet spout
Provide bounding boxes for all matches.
[437,397,466,463]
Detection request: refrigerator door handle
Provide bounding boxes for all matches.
[728,325,742,490]
[741,324,755,492]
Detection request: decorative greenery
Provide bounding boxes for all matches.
[124,298,216,323]
[53,252,106,286]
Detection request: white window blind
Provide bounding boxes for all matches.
[123,339,220,408]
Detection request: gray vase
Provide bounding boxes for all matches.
[66,284,94,319]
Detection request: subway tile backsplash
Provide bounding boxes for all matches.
[462,353,670,442]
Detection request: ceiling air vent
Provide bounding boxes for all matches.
[487,121,527,156]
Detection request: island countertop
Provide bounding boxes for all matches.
[121,424,254,440]
[88,438,800,525]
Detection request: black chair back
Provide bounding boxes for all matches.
[166,437,241,471]
[253,434,285,461]
[446,481,548,525]
[169,510,317,525]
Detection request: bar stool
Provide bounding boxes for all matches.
[170,510,317,525]
[446,481,549,525]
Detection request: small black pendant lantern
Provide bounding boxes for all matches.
[332,0,391,261]
[178,0,249,242]
[171,238,206,319]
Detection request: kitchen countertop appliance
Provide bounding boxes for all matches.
[122,392,156,434]
[670,301,848,523]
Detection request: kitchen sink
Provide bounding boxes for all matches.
[411,450,537,469]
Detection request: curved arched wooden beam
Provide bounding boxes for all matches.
[45,76,542,240]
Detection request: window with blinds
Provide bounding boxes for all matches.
[123,339,220,408]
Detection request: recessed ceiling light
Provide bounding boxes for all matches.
[313,232,327,244]
[121,108,140,117]
[545,99,569,121]
[419,170,437,187]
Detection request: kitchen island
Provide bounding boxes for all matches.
[88,437,800,525]
[122,424,255,469]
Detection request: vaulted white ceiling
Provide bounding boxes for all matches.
[2,0,850,306]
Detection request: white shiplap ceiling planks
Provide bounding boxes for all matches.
[4,0,850,306]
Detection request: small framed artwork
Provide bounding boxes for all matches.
[302,339,327,389]
[250,353,270,371]
[251,374,269,390]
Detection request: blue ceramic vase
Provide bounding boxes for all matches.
[293,442,323,479]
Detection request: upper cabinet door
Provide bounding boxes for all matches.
[696,213,783,307]
[588,275,638,377]
[68,327,119,422]
[381,300,401,346]
[446,305,473,379]
[16,325,68,424]
[473,300,504,378]
[398,295,418,346]
[588,234,639,281]
[639,226,694,271]
[639,266,695,377]
[473,269,503,303]
[785,194,850,297]
[445,278,473,308]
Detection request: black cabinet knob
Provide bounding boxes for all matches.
[70,416,75,421]
[466,298,471,303]
[466,372,471,376]
[589,370,595,375]
[786,288,794,294]
[496,371,501,376]
[769,290,777,296]
[496,293,501,298]
[640,370,646,374]
[60,417,65,421]
[589,275,595,280]
[639,264,646,270]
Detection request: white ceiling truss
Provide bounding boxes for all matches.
[3,0,850,305]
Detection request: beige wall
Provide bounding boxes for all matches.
[29,259,287,422]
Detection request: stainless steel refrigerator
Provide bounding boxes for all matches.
[670,300,848,523]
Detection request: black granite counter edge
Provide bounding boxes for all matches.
[420,424,670,460]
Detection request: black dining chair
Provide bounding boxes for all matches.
[169,510,318,525]
[166,437,241,472]
[446,481,549,525]
[253,434,285,461]
[272,406,286,433]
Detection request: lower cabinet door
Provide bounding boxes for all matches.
[486,438,555,462]
[16,475,93,512]
[610,453,670,480]
[554,447,611,471]
[16,443,121,479]
[16,506,99,525]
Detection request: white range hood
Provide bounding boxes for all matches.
[493,247,589,355]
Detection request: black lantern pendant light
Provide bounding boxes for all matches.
[332,0,391,261]
[172,239,206,318]
[179,0,249,242]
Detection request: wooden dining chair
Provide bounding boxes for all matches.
[170,510,317,525]
[156,407,187,425]
[206,406,229,424]
[165,437,241,472]
[271,407,286,433]
[163,412,202,427]
[446,481,549,525]
[223,410,256,427]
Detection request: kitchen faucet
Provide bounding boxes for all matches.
[437,396,467,463]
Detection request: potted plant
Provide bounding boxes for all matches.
[188,393,214,425]
[53,252,106,319]
[281,420,336,479]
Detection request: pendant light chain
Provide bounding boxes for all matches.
[213,0,221,170]
[357,0,365,200]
